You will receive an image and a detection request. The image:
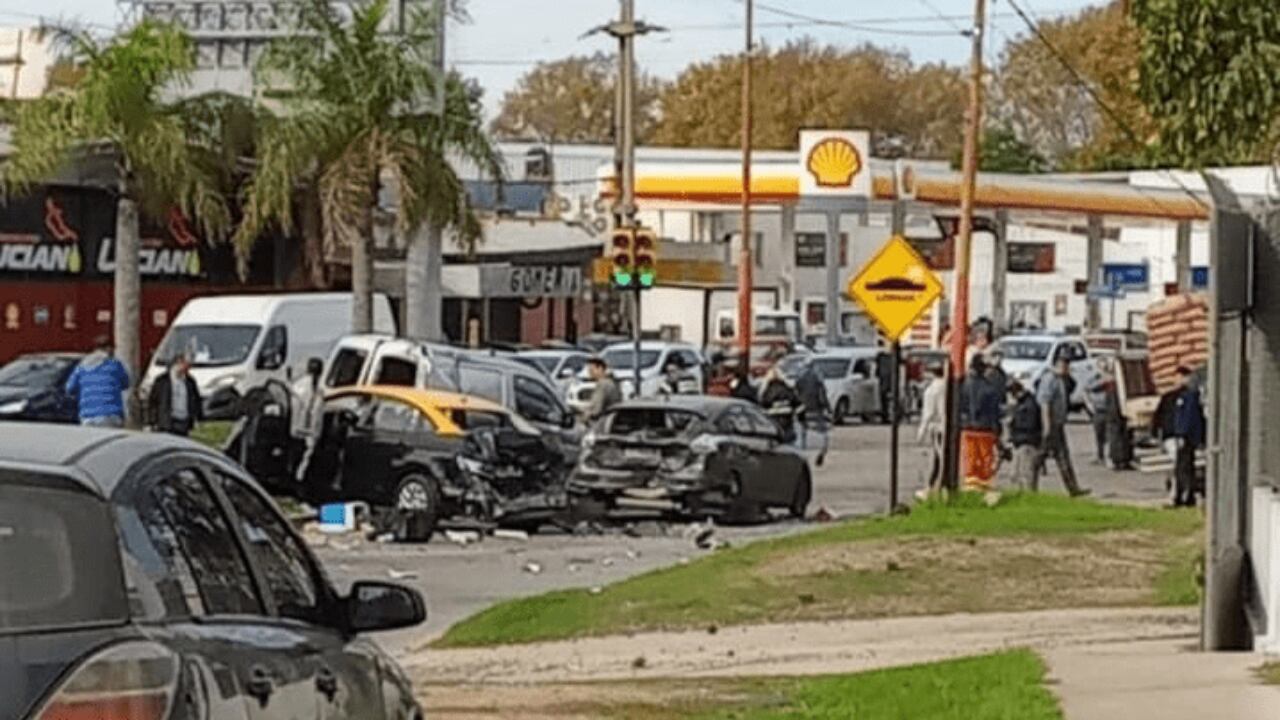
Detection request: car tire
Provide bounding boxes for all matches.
[392,474,441,543]
[834,398,849,426]
[789,469,812,519]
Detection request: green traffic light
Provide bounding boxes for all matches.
[638,271,656,288]
[613,271,634,287]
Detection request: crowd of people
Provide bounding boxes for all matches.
[915,344,1206,507]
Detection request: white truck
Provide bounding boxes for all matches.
[144,293,395,416]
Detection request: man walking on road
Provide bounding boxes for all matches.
[584,356,622,421]
[794,359,830,463]
[1007,381,1042,490]
[1035,355,1091,497]
[65,334,131,428]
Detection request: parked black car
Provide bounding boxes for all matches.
[568,396,812,523]
[0,423,426,720]
[0,353,81,423]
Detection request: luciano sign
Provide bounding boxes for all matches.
[0,188,209,281]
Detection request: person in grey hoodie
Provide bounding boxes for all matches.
[65,335,131,427]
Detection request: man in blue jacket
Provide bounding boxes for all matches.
[1172,365,1205,508]
[65,335,131,427]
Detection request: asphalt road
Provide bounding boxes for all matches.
[317,419,1172,657]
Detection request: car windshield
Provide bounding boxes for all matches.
[155,324,261,368]
[777,355,810,377]
[603,349,662,371]
[0,356,73,388]
[999,340,1053,361]
[813,357,852,379]
[605,408,702,438]
[0,475,127,633]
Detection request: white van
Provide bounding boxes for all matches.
[144,293,394,412]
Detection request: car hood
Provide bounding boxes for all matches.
[1001,359,1044,378]
[0,385,48,406]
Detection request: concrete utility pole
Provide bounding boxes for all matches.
[1085,214,1104,330]
[943,0,986,493]
[1176,220,1193,292]
[737,0,754,359]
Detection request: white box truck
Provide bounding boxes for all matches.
[143,293,394,415]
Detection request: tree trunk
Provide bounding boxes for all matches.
[350,204,375,334]
[301,188,328,289]
[404,222,444,341]
[114,196,143,428]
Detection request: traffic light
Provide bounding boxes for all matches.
[610,228,635,288]
[634,228,658,288]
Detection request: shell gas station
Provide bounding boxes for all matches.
[592,130,1213,349]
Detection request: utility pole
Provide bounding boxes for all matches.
[942,0,986,493]
[737,0,754,360]
[600,1,660,394]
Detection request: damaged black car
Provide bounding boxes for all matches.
[568,396,812,523]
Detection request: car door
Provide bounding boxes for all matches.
[214,470,386,720]
[850,358,878,415]
[342,399,418,504]
[514,374,580,459]
[713,407,770,499]
[113,461,321,720]
[741,405,802,505]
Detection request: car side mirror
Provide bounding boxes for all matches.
[560,412,576,430]
[205,387,242,421]
[345,581,426,634]
[307,357,325,380]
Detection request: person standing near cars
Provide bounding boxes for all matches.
[149,354,202,436]
[794,359,830,460]
[65,334,131,427]
[760,366,801,443]
[1172,366,1205,508]
[1007,380,1042,490]
[584,356,622,421]
[1086,357,1113,465]
[916,364,947,492]
[959,355,1002,491]
[1035,355,1091,497]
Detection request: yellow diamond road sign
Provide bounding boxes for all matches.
[847,235,944,342]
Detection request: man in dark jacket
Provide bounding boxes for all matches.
[1172,366,1205,507]
[794,360,830,459]
[149,355,202,436]
[759,367,801,442]
[1008,381,1042,490]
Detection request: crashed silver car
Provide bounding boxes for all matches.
[567,396,812,523]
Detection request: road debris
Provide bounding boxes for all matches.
[445,530,482,546]
[492,528,530,542]
[523,561,543,575]
[811,506,837,523]
[387,568,419,581]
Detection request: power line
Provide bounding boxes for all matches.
[736,0,963,38]
[1001,0,1207,210]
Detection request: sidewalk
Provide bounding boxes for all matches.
[1047,638,1280,720]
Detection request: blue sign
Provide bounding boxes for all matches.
[1192,266,1209,289]
[1101,263,1150,292]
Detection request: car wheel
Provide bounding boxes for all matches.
[834,398,849,426]
[789,469,812,519]
[392,474,441,543]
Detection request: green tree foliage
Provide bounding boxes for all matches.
[954,126,1048,173]
[2,21,233,401]
[491,53,663,144]
[990,1,1155,170]
[235,0,499,332]
[1132,0,1280,167]
[650,39,966,158]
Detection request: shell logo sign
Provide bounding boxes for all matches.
[799,129,871,197]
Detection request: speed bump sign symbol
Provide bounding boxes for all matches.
[847,235,944,342]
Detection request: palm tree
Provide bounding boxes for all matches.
[236,0,500,337]
[2,22,231,423]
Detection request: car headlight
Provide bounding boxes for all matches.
[456,456,487,475]
[0,399,28,415]
[689,433,717,454]
[209,373,242,391]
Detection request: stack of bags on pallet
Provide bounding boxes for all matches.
[1147,293,1209,392]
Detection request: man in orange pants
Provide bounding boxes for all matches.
[959,354,1002,491]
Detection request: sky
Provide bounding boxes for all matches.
[0,0,1105,117]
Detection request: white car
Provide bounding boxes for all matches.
[996,334,1098,409]
[567,341,706,413]
[514,349,591,393]
[782,348,884,424]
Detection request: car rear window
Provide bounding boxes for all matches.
[606,408,702,437]
[0,474,127,633]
